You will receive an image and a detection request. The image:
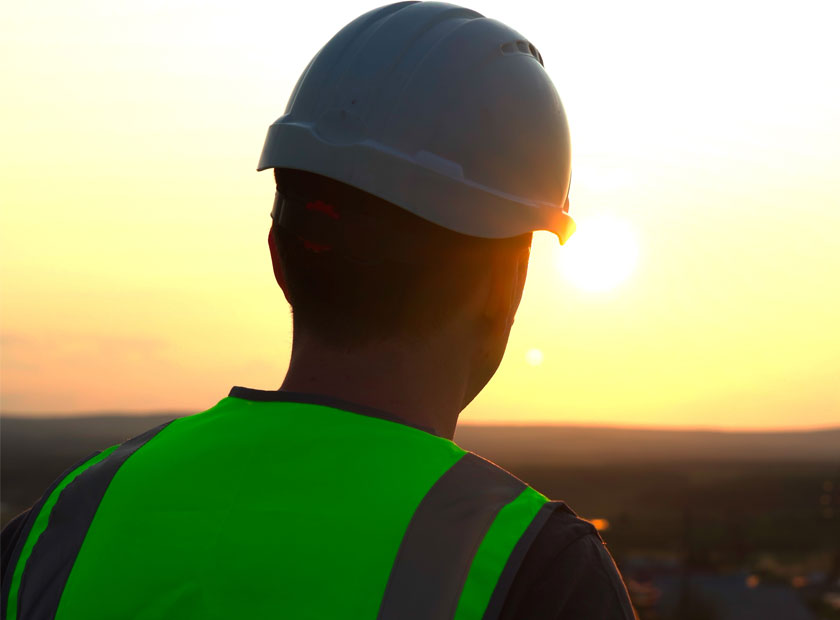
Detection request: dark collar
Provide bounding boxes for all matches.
[228,386,441,438]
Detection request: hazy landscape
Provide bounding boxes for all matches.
[2,414,838,619]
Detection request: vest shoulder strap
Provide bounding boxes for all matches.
[377,451,558,620]
[2,421,173,620]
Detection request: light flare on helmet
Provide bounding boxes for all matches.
[558,214,640,292]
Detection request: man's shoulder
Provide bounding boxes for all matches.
[498,502,638,620]
[528,501,603,550]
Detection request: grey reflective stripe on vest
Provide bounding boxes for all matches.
[1,451,103,620]
[481,501,567,620]
[377,452,527,620]
[16,421,172,620]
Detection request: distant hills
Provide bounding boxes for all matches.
[454,423,840,465]
[3,413,838,465]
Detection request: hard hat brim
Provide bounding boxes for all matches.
[258,120,574,244]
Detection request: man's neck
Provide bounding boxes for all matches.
[278,333,471,440]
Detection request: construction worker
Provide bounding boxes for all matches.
[1,2,637,618]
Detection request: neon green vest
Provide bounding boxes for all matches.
[4,392,559,619]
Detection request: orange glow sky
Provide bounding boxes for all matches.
[1,0,838,429]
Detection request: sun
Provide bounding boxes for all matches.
[525,348,544,366]
[558,214,639,292]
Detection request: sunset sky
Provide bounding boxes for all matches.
[1,0,838,429]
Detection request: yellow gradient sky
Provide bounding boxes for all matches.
[1,0,838,429]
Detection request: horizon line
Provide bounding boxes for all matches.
[2,411,838,434]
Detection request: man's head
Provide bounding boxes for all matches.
[258,3,573,417]
[268,168,531,400]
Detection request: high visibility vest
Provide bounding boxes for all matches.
[3,392,567,620]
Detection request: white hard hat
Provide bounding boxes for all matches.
[258,1,575,244]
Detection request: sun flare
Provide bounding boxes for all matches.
[559,214,639,292]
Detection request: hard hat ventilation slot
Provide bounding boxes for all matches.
[500,40,544,66]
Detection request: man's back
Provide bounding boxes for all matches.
[2,389,636,619]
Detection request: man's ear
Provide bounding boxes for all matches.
[268,226,292,304]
